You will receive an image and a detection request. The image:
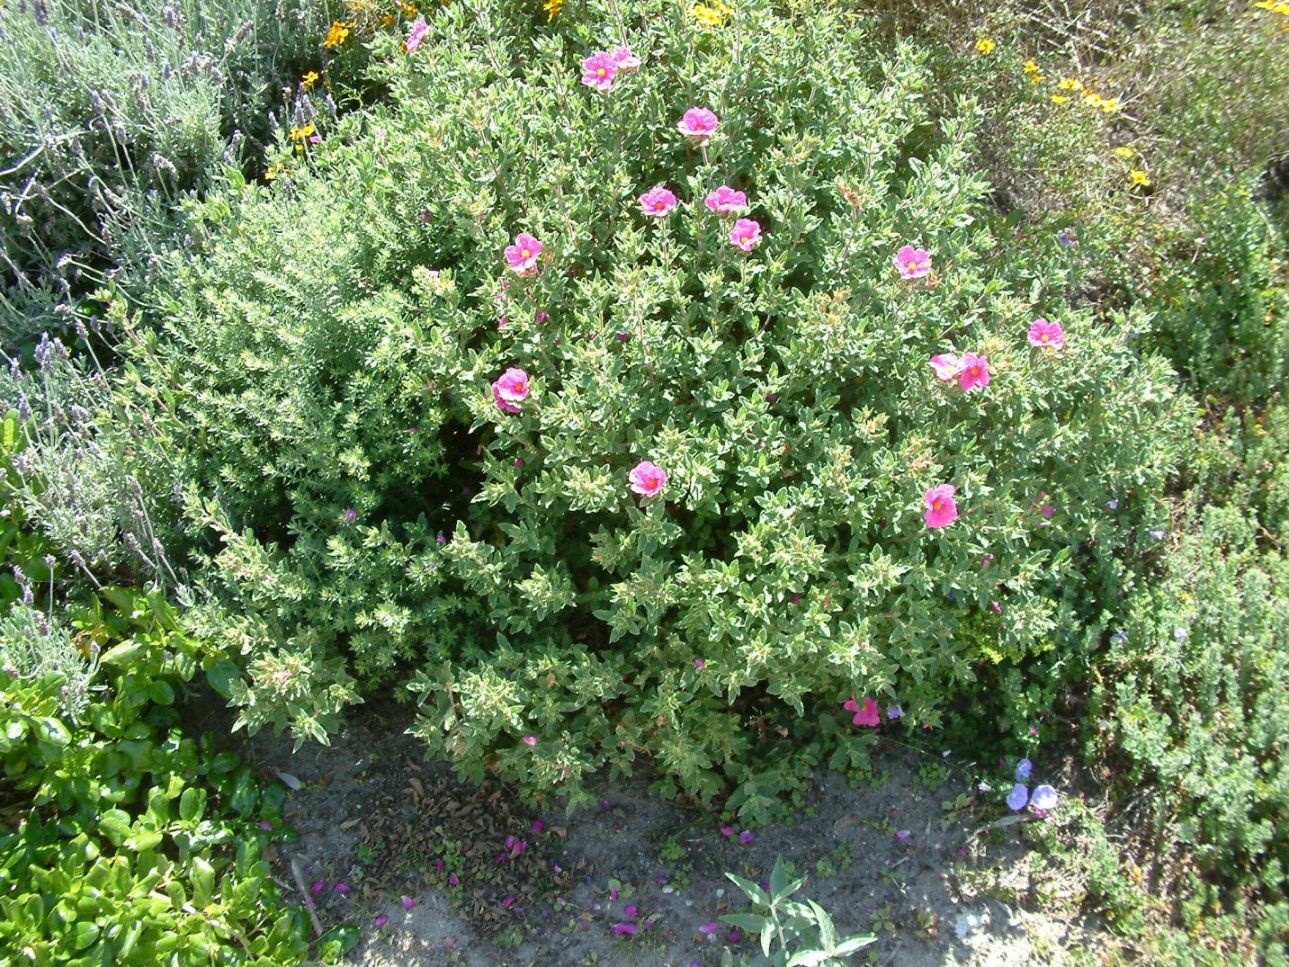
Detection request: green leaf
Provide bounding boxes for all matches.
[179,786,206,823]
[99,641,145,667]
[205,659,241,699]
[724,872,770,907]
[720,913,769,933]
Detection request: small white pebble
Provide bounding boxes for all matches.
[662,885,675,894]
[715,888,724,898]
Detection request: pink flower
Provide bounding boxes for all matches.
[728,218,762,252]
[491,368,530,414]
[612,46,641,72]
[612,923,638,935]
[693,658,705,669]
[402,895,416,910]
[893,244,932,280]
[628,460,668,497]
[405,15,428,53]
[639,186,678,218]
[843,695,881,727]
[928,353,963,382]
[373,913,389,928]
[924,484,959,529]
[522,735,537,746]
[581,51,619,91]
[677,107,719,139]
[1028,318,1065,348]
[957,353,990,390]
[704,185,748,215]
[504,232,542,276]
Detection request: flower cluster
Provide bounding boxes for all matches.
[1005,758,1060,817]
[580,47,641,93]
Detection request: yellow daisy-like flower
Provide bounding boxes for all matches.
[1084,92,1104,108]
[401,2,419,16]
[1057,78,1082,91]
[1023,59,1039,73]
[1114,145,1135,159]
[1101,97,1120,113]
[289,123,316,141]
[975,37,995,55]
[1255,0,1274,8]
[380,12,394,26]
[323,21,352,47]
[544,0,565,19]
[301,70,320,91]
[1030,73,1044,83]
[1051,94,1069,104]
[1276,2,1289,14]
[1130,169,1151,187]
[692,0,733,27]
[264,164,282,181]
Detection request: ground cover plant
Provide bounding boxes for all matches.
[129,0,1186,823]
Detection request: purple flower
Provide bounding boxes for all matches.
[334,882,352,895]
[887,704,903,720]
[613,923,638,935]
[532,819,544,834]
[402,895,415,910]
[342,508,357,524]
[624,904,638,916]
[258,820,272,830]
[1006,784,1029,812]
[1014,758,1033,781]
[694,658,706,669]
[728,931,741,944]
[738,830,754,845]
[700,921,720,935]
[373,913,388,928]
[1030,785,1059,812]
[436,532,447,544]
[448,873,460,886]
[311,880,325,896]
[720,826,734,838]
[502,896,516,908]
[895,829,911,843]
[1057,228,1076,247]
[1107,499,1119,510]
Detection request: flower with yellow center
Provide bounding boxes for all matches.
[544,0,565,18]
[1115,145,1135,159]
[1083,91,1104,108]
[975,37,995,55]
[264,164,283,182]
[1101,97,1120,113]
[301,70,320,91]
[323,21,353,47]
[401,2,419,16]
[1051,94,1069,104]
[1057,78,1082,91]
[1130,169,1151,187]
[1023,59,1039,73]
[1030,72,1044,83]
[692,0,733,27]
[289,123,316,141]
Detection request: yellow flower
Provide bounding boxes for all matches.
[1023,59,1039,73]
[1101,97,1120,113]
[1255,0,1274,8]
[692,1,732,27]
[290,123,316,141]
[1051,94,1069,104]
[1276,1,1289,12]
[301,70,320,91]
[1083,91,1104,108]
[544,0,565,18]
[381,12,394,26]
[1114,145,1135,159]
[264,164,282,181]
[323,21,352,47]
[1030,73,1044,83]
[401,2,419,16]
[1057,78,1082,91]
[1130,169,1151,187]
[975,37,995,55]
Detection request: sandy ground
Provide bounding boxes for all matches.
[245,701,1101,966]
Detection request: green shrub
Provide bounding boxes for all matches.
[133,0,1186,818]
[1089,504,1289,959]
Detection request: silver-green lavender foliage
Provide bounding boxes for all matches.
[0,596,95,718]
[0,0,329,340]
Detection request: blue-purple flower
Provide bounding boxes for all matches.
[1006,783,1029,811]
[1014,758,1033,782]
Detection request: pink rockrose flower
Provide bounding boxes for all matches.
[491,368,530,414]
[677,107,719,139]
[705,185,748,215]
[612,46,641,71]
[928,353,963,383]
[728,218,762,252]
[925,484,959,529]
[628,460,668,497]
[522,735,537,746]
[504,232,542,276]
[957,353,990,390]
[1028,318,1065,349]
[581,51,619,91]
[894,244,932,280]
[405,15,428,53]
[639,186,678,218]
[843,695,881,727]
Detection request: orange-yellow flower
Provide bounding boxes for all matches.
[975,37,995,55]
[301,70,320,90]
[1130,169,1151,187]
[323,21,352,47]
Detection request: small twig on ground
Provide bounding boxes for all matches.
[289,855,324,938]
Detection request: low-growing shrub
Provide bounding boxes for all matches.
[134,0,1186,818]
[1089,504,1289,959]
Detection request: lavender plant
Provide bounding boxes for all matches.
[134,0,1187,816]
